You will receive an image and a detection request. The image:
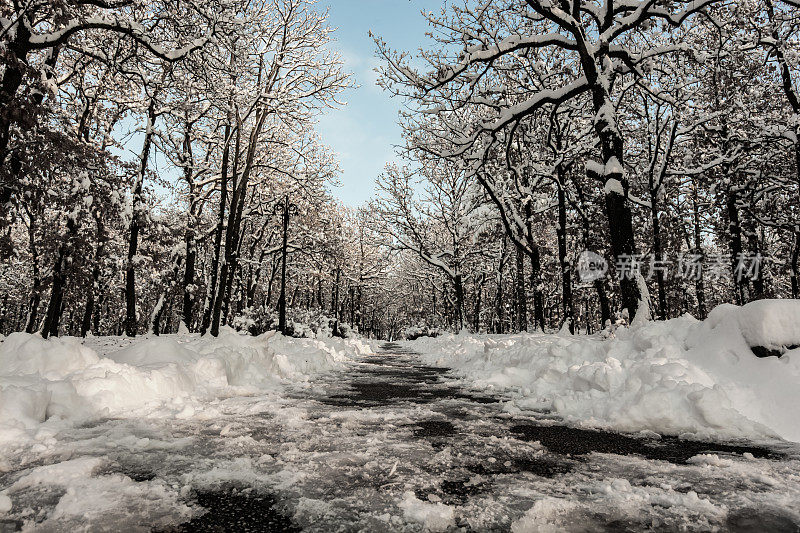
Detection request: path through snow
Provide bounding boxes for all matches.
[1,343,799,531]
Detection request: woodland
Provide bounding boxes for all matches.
[1,0,799,340]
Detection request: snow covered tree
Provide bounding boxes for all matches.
[375,0,734,321]
[0,0,224,251]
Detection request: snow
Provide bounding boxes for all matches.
[2,456,195,529]
[708,299,800,350]
[605,156,623,176]
[632,273,652,324]
[508,472,730,532]
[0,328,372,445]
[603,178,625,195]
[686,454,736,468]
[0,337,797,531]
[398,491,456,531]
[408,300,800,442]
[585,159,605,177]
[510,497,580,533]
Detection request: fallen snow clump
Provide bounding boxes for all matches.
[398,491,455,532]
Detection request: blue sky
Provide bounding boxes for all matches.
[317,0,441,207]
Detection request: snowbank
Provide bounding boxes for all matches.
[409,300,800,443]
[0,328,372,445]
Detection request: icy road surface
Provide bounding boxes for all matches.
[1,343,799,532]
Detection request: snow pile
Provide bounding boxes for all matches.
[401,325,443,341]
[410,300,800,442]
[0,328,371,444]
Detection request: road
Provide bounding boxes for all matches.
[1,343,798,532]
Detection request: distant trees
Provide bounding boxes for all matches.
[375,0,731,321]
[374,161,488,330]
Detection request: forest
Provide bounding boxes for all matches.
[1,0,799,341]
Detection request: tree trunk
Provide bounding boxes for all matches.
[125,98,157,337]
[150,295,165,336]
[690,182,708,318]
[0,294,7,334]
[474,273,486,332]
[529,246,545,332]
[212,107,267,336]
[266,256,279,309]
[556,182,574,332]
[277,199,290,333]
[42,218,76,339]
[594,278,611,329]
[216,183,243,331]
[495,238,506,333]
[41,260,66,339]
[744,218,765,301]
[211,155,239,335]
[515,245,527,332]
[332,267,341,336]
[201,121,231,335]
[349,286,356,326]
[81,217,105,337]
[0,24,31,221]
[524,194,545,332]
[355,285,363,331]
[25,214,42,334]
[650,187,668,319]
[453,273,465,331]
[575,193,611,329]
[591,83,640,320]
[603,181,639,321]
[182,213,197,329]
[94,290,104,333]
[161,295,175,335]
[181,122,198,330]
[248,254,265,309]
[81,271,98,338]
[726,189,747,305]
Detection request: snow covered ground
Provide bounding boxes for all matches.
[0,301,798,531]
[0,344,797,532]
[410,300,800,443]
[0,327,374,445]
